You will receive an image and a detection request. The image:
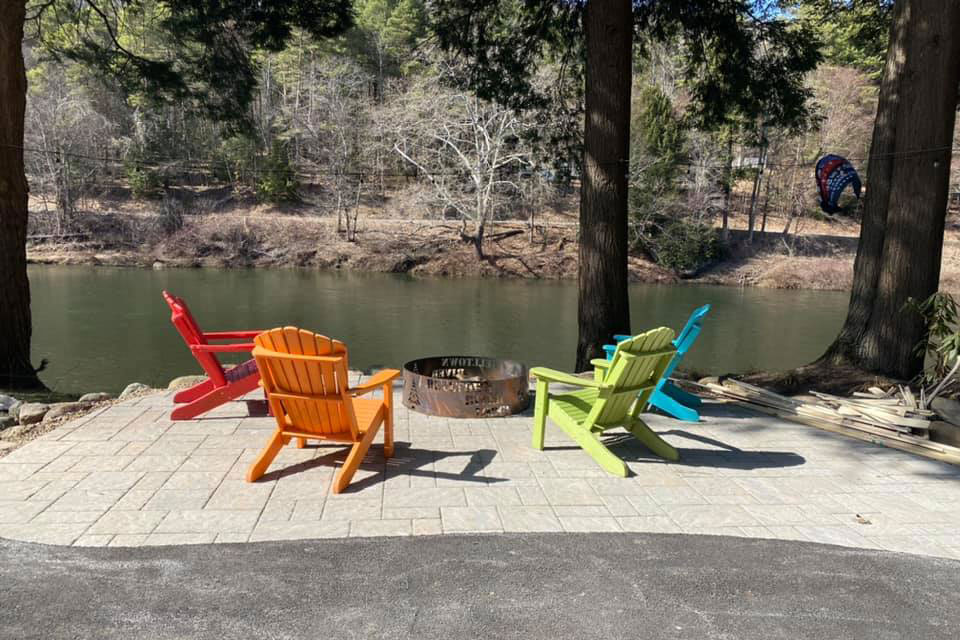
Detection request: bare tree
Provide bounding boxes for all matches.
[390,76,533,258]
[280,53,373,230]
[25,64,114,232]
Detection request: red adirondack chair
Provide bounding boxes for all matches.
[163,291,263,420]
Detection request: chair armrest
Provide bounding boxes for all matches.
[591,359,611,370]
[350,369,401,396]
[203,330,262,340]
[530,367,605,388]
[191,343,255,353]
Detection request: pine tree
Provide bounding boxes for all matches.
[430,0,821,369]
[633,86,686,197]
[0,0,354,389]
[384,0,426,64]
[790,1,894,77]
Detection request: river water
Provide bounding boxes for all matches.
[28,265,849,394]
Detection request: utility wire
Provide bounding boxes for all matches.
[5,143,960,177]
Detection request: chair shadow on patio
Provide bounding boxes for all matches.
[614,428,804,471]
[254,443,507,492]
[542,428,805,473]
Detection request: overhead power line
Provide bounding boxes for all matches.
[4,143,960,178]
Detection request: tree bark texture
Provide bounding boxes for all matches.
[821,0,960,379]
[575,0,632,371]
[0,2,41,389]
[721,129,733,241]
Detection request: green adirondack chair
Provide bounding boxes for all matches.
[531,327,679,477]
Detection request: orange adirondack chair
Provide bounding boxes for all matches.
[247,327,400,493]
[163,291,264,420]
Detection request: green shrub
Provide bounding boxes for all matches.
[654,218,720,274]
[256,141,299,203]
[905,292,960,387]
[217,136,258,185]
[126,164,163,199]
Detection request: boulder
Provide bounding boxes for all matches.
[930,420,960,448]
[167,375,207,391]
[0,416,15,430]
[119,382,153,400]
[0,394,15,411]
[78,392,113,403]
[931,397,960,428]
[43,402,92,423]
[18,403,50,425]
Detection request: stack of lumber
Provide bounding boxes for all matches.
[702,378,960,466]
[810,387,934,436]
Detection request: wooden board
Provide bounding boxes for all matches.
[715,380,928,434]
[695,380,960,467]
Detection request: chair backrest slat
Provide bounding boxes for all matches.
[674,304,710,352]
[163,290,227,385]
[254,327,356,440]
[590,327,676,426]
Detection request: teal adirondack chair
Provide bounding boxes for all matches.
[531,327,679,477]
[601,304,710,422]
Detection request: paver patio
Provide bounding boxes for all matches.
[2,377,959,559]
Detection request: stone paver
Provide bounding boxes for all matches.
[2,384,960,559]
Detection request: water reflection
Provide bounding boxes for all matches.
[29,265,847,393]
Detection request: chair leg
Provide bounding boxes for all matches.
[532,379,549,450]
[649,389,700,422]
[333,423,381,494]
[661,381,702,408]
[554,419,629,477]
[246,430,286,482]
[628,419,680,462]
[171,387,231,420]
[173,378,215,403]
[296,438,307,449]
[170,376,260,421]
[263,388,274,417]
[382,386,394,459]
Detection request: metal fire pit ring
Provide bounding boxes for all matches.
[402,356,530,418]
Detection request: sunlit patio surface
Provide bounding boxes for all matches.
[2,375,959,559]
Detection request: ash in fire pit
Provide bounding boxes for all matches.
[402,356,530,418]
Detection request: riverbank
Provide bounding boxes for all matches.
[29,195,960,291]
[27,205,676,282]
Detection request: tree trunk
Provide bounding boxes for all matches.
[747,137,766,243]
[720,129,733,241]
[759,164,772,234]
[474,220,485,259]
[819,0,960,379]
[575,0,632,371]
[0,2,41,390]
